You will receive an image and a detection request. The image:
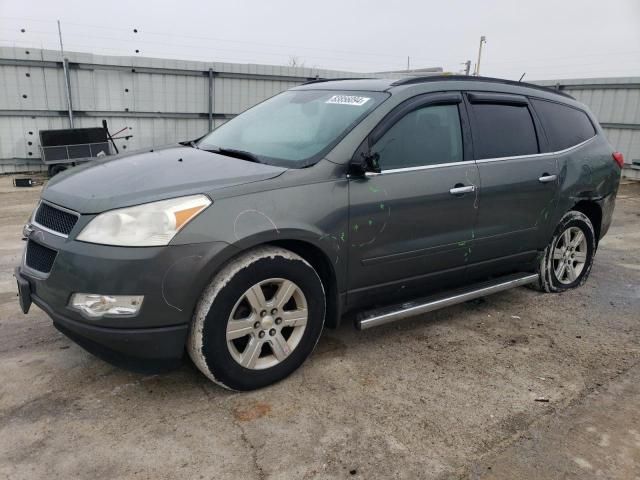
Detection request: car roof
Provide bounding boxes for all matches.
[292,78,397,92]
[293,75,575,101]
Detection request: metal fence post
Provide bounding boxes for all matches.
[208,68,214,132]
[58,20,74,128]
[62,58,74,127]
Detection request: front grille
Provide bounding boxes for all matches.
[34,202,78,236]
[26,240,57,273]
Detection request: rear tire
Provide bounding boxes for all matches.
[534,210,596,293]
[187,246,325,391]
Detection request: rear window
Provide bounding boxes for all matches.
[470,103,539,159]
[531,99,596,151]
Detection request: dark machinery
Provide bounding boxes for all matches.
[38,121,130,176]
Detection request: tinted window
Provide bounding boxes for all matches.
[372,104,463,170]
[531,99,596,151]
[470,103,539,159]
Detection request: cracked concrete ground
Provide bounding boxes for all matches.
[0,176,639,479]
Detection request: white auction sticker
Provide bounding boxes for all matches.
[325,95,370,106]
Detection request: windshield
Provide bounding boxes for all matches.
[197,89,388,167]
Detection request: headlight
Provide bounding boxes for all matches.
[77,195,211,246]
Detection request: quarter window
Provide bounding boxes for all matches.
[531,99,596,151]
[372,104,463,170]
[469,103,539,159]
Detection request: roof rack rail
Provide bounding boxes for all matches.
[301,77,374,85]
[389,75,574,99]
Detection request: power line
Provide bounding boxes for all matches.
[15,30,414,68]
[3,15,640,70]
[0,16,451,65]
[0,39,405,73]
[3,16,638,77]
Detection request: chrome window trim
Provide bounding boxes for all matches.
[474,135,596,164]
[365,135,596,176]
[366,160,476,176]
[31,200,80,239]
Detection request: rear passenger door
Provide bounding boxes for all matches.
[465,92,558,275]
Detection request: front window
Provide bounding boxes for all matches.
[198,90,388,167]
[372,104,463,170]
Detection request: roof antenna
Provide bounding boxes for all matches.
[518,72,526,82]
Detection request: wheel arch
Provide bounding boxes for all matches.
[194,232,343,329]
[266,239,341,329]
[571,200,603,243]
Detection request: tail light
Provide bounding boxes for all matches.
[612,151,624,168]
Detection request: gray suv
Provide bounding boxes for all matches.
[15,76,622,390]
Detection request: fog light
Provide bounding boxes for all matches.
[69,293,143,318]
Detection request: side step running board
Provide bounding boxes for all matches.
[356,272,538,330]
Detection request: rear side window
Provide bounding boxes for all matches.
[531,99,596,151]
[469,103,539,159]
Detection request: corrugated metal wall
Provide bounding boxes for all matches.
[2,48,638,175]
[0,47,353,173]
[534,77,640,166]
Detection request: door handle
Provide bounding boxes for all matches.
[449,185,475,195]
[538,174,557,183]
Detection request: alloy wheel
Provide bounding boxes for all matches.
[226,278,308,370]
[551,226,588,284]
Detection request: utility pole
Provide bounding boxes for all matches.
[407,56,410,71]
[474,35,486,76]
[463,60,471,76]
[57,20,74,127]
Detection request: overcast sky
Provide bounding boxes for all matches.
[1,0,639,80]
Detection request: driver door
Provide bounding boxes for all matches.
[347,92,479,307]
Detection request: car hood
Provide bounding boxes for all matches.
[42,145,287,213]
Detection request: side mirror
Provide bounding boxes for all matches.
[365,152,381,173]
[349,151,381,177]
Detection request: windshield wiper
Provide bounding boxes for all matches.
[179,139,200,149]
[204,146,263,164]
[220,148,262,163]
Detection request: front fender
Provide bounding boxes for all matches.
[174,179,350,293]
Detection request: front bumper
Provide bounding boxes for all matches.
[31,285,189,372]
[17,224,237,370]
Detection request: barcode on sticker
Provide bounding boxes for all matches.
[325,95,370,106]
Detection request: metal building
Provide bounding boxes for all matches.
[0,47,352,173]
[1,46,639,178]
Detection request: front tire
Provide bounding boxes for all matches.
[187,246,325,391]
[535,210,596,293]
